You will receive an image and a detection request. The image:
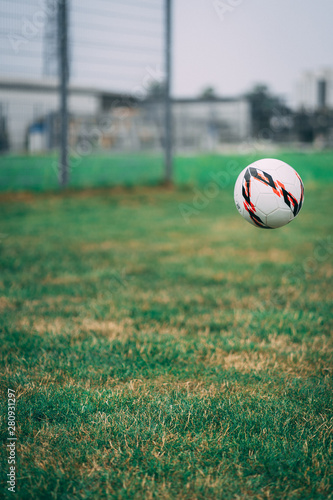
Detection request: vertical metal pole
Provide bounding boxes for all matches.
[164,0,172,183]
[58,0,69,187]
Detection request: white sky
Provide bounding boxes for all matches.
[1,0,333,105]
[173,0,333,103]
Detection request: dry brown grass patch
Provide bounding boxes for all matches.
[16,317,69,335]
[0,296,14,311]
[79,318,133,339]
[42,274,82,285]
[14,315,134,339]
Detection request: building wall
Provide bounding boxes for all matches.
[173,99,251,144]
[141,98,251,152]
[0,79,252,153]
[295,69,333,111]
[0,84,100,151]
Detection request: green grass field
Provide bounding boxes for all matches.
[1,150,333,191]
[0,152,332,499]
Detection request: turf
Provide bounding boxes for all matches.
[0,152,332,499]
[1,150,333,191]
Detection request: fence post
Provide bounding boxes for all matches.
[164,0,173,184]
[58,0,69,187]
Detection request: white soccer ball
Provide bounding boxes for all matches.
[234,158,304,229]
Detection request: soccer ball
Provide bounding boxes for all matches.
[234,158,304,229]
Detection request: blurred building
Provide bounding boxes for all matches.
[0,77,251,154]
[295,69,333,110]
[138,97,251,152]
[0,77,128,152]
[172,97,250,149]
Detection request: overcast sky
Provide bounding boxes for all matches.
[1,0,333,105]
[173,0,333,102]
